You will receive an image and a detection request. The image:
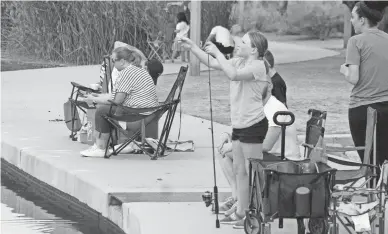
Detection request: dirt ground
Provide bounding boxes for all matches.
[156,52,352,134]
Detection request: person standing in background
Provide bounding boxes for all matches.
[341,1,388,168]
[171,12,190,63]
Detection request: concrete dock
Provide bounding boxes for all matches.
[2,41,386,234]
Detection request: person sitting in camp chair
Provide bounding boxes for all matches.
[215,95,301,227]
[79,47,159,158]
[91,41,147,94]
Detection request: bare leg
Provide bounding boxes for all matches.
[171,49,178,63]
[95,132,110,149]
[181,49,186,62]
[233,141,263,217]
[233,140,248,217]
[218,152,237,200]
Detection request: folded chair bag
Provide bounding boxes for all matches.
[64,99,82,132]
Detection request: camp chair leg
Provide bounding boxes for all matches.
[154,109,173,159]
[161,105,179,153]
[336,216,352,234]
[115,133,139,155]
[69,86,75,99]
[148,46,164,63]
[379,214,385,234]
[70,96,80,141]
[152,102,181,160]
[104,134,113,159]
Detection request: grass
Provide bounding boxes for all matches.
[156,52,352,135]
[1,60,66,71]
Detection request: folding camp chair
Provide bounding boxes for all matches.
[100,55,114,94]
[147,32,169,63]
[322,107,378,188]
[302,109,327,158]
[102,65,189,160]
[65,55,113,141]
[307,108,386,234]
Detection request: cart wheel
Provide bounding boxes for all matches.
[244,214,261,234]
[308,218,329,234]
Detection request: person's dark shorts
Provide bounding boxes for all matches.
[232,117,268,144]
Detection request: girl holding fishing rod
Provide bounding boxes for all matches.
[179,30,272,228]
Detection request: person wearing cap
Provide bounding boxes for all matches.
[340,1,388,167]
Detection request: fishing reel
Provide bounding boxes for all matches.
[202,191,214,207]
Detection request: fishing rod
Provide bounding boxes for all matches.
[207,53,220,228]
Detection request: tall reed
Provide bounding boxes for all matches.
[2,1,234,65]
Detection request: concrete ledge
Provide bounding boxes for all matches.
[1,158,126,234]
[1,114,356,234]
[122,202,300,234]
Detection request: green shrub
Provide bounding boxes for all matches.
[285,1,344,39]
[230,1,344,39]
[230,2,282,33]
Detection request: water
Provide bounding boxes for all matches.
[1,174,107,234]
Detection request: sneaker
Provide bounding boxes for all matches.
[80,144,98,155]
[219,212,244,225]
[224,202,237,217]
[212,197,235,214]
[81,146,112,158]
[114,142,137,154]
[232,217,245,229]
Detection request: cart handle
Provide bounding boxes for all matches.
[273,111,295,127]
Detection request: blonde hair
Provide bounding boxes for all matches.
[248,31,270,73]
[113,41,143,67]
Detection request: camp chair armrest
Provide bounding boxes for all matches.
[326,146,365,152]
[302,143,314,149]
[332,159,379,169]
[71,82,101,93]
[108,100,121,106]
[71,100,96,109]
[108,100,178,115]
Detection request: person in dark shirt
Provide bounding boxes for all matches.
[264,50,287,106]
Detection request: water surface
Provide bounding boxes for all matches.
[1,174,104,234]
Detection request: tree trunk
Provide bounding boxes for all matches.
[343,1,357,48]
[278,1,288,16]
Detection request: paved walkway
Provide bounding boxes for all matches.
[155,41,340,75]
[3,41,385,234]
